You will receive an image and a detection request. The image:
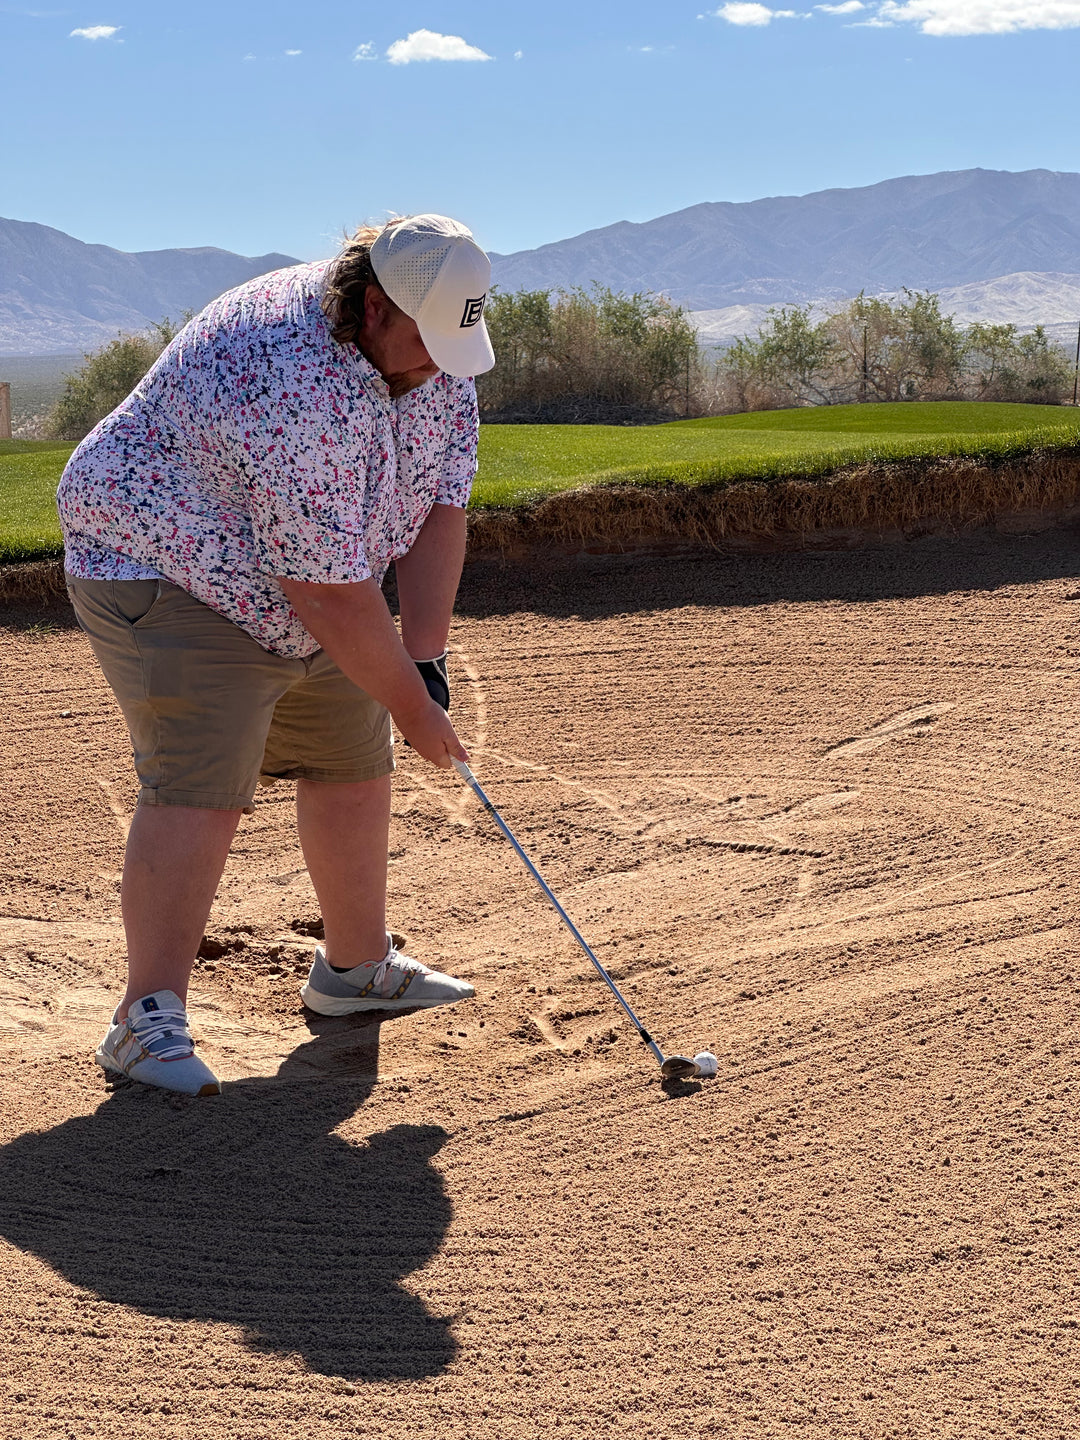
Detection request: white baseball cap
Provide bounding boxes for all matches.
[369,214,495,378]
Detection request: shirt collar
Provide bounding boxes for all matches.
[351,346,390,400]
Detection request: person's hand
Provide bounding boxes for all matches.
[396,696,467,769]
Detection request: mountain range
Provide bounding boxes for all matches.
[488,168,1080,311]
[3,168,1080,356]
[0,218,297,355]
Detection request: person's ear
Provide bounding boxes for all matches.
[364,285,391,330]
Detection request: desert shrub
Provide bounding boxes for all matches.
[478,285,702,420]
[45,320,179,441]
[714,293,1073,412]
[724,304,839,407]
[694,356,792,415]
[964,323,1072,404]
[723,292,970,408]
[826,291,967,402]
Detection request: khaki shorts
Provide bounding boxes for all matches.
[67,576,394,811]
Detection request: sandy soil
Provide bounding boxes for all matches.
[1,531,1079,1440]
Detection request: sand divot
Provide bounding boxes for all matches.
[826,701,956,757]
[529,1010,567,1053]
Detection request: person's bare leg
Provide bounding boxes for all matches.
[119,804,241,1017]
[295,776,390,968]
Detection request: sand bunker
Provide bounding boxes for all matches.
[1,531,1079,1438]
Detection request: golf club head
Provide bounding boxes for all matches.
[659,1054,700,1082]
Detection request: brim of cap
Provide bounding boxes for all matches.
[417,314,495,379]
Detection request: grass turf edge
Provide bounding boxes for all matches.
[5,446,1080,606]
[4,406,1080,580]
[464,446,1080,554]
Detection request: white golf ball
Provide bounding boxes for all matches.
[694,1050,718,1078]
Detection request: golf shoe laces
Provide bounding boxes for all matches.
[128,1005,196,1061]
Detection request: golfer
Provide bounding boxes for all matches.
[57,214,494,1097]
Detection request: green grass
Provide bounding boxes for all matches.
[3,402,1080,564]
[0,439,75,563]
[471,401,1080,508]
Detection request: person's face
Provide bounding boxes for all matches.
[358,287,441,397]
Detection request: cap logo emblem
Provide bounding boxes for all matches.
[460,295,486,328]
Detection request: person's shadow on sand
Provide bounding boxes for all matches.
[0,1020,456,1381]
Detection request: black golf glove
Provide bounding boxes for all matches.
[414,651,450,712]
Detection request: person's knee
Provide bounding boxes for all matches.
[296,775,391,806]
[129,801,243,847]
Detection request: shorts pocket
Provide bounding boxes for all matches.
[109,579,168,627]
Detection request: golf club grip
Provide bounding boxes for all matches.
[451,759,663,1061]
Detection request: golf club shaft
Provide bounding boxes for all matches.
[452,758,666,1067]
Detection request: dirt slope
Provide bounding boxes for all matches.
[1,531,1079,1439]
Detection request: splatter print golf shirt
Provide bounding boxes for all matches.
[58,261,479,658]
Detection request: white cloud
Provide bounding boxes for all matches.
[242,53,255,61]
[876,0,1080,32]
[385,29,492,64]
[714,3,798,23]
[285,48,301,56]
[353,42,376,61]
[70,24,119,40]
[514,49,523,58]
[817,1,864,11]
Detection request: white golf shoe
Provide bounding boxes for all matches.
[301,937,474,1015]
[95,990,221,1097]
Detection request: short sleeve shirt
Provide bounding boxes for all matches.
[57,261,479,657]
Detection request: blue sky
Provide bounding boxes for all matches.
[1,0,1078,261]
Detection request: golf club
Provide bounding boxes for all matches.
[451,758,714,1082]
